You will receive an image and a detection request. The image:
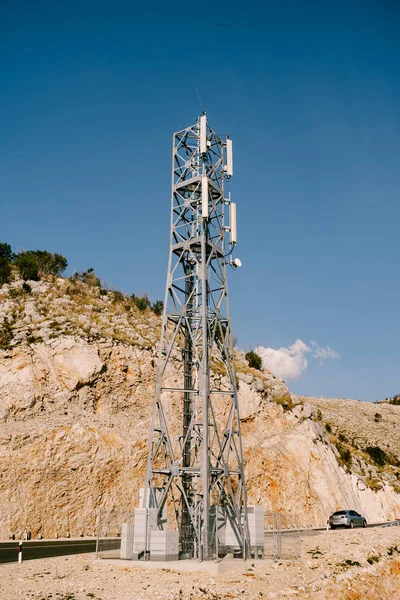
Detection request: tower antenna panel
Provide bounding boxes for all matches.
[226,138,233,176]
[230,201,237,244]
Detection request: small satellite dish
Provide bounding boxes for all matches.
[233,258,242,268]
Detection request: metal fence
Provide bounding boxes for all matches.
[95,510,128,559]
[264,512,301,561]
[95,510,301,561]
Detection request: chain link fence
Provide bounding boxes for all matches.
[264,512,301,560]
[95,509,301,561]
[95,510,128,559]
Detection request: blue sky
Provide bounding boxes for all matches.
[1,0,399,401]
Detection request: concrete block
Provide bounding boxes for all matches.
[150,530,178,561]
[120,522,135,559]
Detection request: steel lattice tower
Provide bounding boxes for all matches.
[143,114,249,560]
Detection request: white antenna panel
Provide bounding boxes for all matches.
[226,139,233,177]
[230,202,237,244]
[202,176,209,219]
[200,115,207,154]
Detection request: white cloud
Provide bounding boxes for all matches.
[255,339,339,381]
[310,340,340,365]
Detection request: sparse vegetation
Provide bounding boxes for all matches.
[366,445,387,467]
[274,393,294,412]
[71,268,100,287]
[339,559,361,568]
[374,412,382,423]
[8,287,21,299]
[27,334,44,345]
[336,443,352,467]
[151,299,164,315]
[112,290,125,303]
[0,317,14,349]
[245,350,262,371]
[314,409,323,421]
[380,394,400,406]
[325,423,332,433]
[365,476,382,492]
[131,293,151,311]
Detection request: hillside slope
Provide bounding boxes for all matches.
[0,275,399,538]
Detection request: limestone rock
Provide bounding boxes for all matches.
[0,276,399,539]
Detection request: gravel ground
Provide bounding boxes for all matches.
[1,527,399,600]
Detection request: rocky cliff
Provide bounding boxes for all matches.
[0,276,399,538]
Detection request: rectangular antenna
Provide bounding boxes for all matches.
[200,115,207,154]
[202,177,209,218]
[226,139,233,177]
[230,202,237,243]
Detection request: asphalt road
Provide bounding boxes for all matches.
[0,538,121,564]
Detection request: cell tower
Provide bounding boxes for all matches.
[142,114,249,560]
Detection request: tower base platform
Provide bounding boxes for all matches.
[95,554,266,575]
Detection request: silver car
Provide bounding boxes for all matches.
[329,510,367,529]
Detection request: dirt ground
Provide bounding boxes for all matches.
[1,527,399,600]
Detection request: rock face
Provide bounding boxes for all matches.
[0,277,399,538]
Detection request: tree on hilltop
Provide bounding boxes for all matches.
[0,241,13,285]
[0,242,13,262]
[15,250,68,281]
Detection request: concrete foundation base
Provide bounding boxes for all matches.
[95,555,268,574]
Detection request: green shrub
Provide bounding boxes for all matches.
[341,559,361,568]
[336,443,352,467]
[22,282,32,293]
[131,294,151,311]
[366,446,387,467]
[71,268,100,287]
[112,290,125,303]
[27,334,43,344]
[245,350,262,371]
[0,257,12,285]
[325,423,332,433]
[99,288,107,296]
[374,412,382,423]
[0,318,13,349]
[151,300,164,315]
